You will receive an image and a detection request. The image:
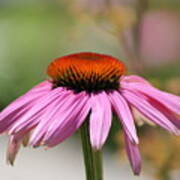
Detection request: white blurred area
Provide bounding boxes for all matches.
[0,136,152,180]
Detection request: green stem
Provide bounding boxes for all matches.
[93,150,103,180]
[80,120,103,180]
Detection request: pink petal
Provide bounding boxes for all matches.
[0,81,52,133]
[108,91,139,144]
[9,87,65,134]
[44,92,84,137]
[43,92,90,147]
[147,97,180,129]
[6,135,22,165]
[124,131,141,175]
[45,99,90,148]
[29,91,73,147]
[89,92,112,150]
[0,105,32,133]
[122,81,180,115]
[122,90,179,135]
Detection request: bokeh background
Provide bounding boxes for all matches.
[0,0,179,179]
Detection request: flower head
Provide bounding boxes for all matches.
[0,52,179,175]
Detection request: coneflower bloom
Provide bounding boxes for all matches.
[0,52,179,175]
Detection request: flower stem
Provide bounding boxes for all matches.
[80,120,103,180]
[93,150,103,180]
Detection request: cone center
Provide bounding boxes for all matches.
[47,52,126,93]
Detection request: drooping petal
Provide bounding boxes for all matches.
[43,92,90,147]
[147,97,180,129]
[108,91,138,144]
[0,81,52,133]
[8,87,65,135]
[124,131,141,175]
[122,90,179,135]
[122,77,180,129]
[45,99,90,148]
[122,80,180,115]
[44,92,84,139]
[89,92,112,150]
[29,91,73,147]
[6,135,22,166]
[0,105,32,133]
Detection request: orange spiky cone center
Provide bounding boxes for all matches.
[47,52,126,93]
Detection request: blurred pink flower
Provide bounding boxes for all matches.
[0,52,179,175]
[140,11,180,66]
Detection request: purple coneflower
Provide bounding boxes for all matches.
[0,52,179,176]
